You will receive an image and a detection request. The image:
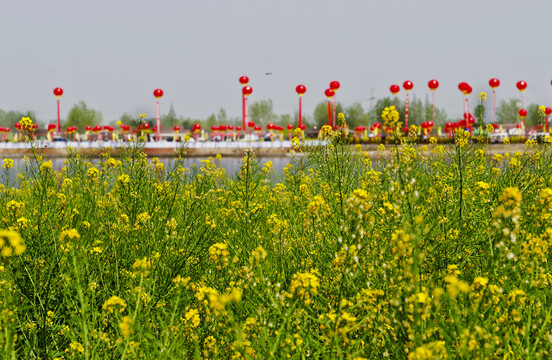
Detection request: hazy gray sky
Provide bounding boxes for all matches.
[2,0,551,123]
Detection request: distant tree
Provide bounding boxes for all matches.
[313,101,344,128]
[0,109,37,128]
[525,103,540,128]
[344,102,370,128]
[205,114,217,128]
[249,99,277,126]
[217,108,228,124]
[66,101,102,129]
[280,114,292,126]
[496,99,520,124]
[161,103,179,128]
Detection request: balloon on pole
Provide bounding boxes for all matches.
[296,84,306,128]
[243,85,253,136]
[325,89,335,127]
[403,81,413,128]
[390,84,400,107]
[489,78,500,123]
[53,87,64,133]
[427,80,439,123]
[329,81,340,128]
[153,89,164,141]
[239,76,249,134]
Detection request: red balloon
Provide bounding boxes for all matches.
[329,81,340,91]
[458,82,469,91]
[287,124,294,130]
[267,123,274,130]
[248,121,255,128]
[192,123,201,131]
[239,76,249,86]
[325,88,335,98]
[32,124,38,130]
[85,125,92,131]
[492,123,498,129]
[211,125,219,131]
[173,125,180,131]
[242,86,253,96]
[445,122,453,129]
[403,81,413,91]
[53,87,64,97]
[516,123,521,128]
[254,125,262,131]
[516,81,527,92]
[153,89,164,98]
[390,84,400,95]
[299,124,306,130]
[14,123,20,129]
[489,78,500,89]
[143,123,150,130]
[428,80,439,91]
[0,127,4,132]
[374,122,382,128]
[228,125,234,130]
[48,124,57,131]
[355,126,366,132]
[427,121,434,127]
[236,126,242,131]
[4,127,9,133]
[296,84,306,95]
[546,107,552,115]
[219,125,227,131]
[519,109,528,118]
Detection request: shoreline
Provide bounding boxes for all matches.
[0,142,533,158]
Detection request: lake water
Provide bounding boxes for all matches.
[2,156,292,184]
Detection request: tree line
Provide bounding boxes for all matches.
[0,97,545,131]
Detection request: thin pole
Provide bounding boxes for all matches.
[242,93,246,132]
[465,97,469,129]
[492,89,496,124]
[405,93,409,128]
[299,96,303,128]
[432,91,435,122]
[521,93,525,109]
[156,100,161,141]
[244,96,249,135]
[333,95,337,128]
[393,96,396,107]
[327,99,332,126]
[57,99,61,133]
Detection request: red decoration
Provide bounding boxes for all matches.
[5,127,9,133]
[489,78,500,89]
[546,107,552,116]
[296,84,306,95]
[85,125,92,131]
[287,124,294,130]
[403,81,413,91]
[242,86,253,96]
[248,121,255,128]
[228,125,234,130]
[219,125,227,131]
[298,124,306,130]
[173,125,180,131]
[48,124,57,131]
[355,126,366,132]
[153,89,164,99]
[267,123,274,130]
[519,109,527,118]
[325,89,335,98]
[390,84,400,95]
[428,80,439,91]
[53,87,64,97]
[14,123,20,130]
[211,125,219,131]
[254,125,262,131]
[516,81,527,92]
[236,126,242,131]
[239,76,249,86]
[329,81,340,91]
